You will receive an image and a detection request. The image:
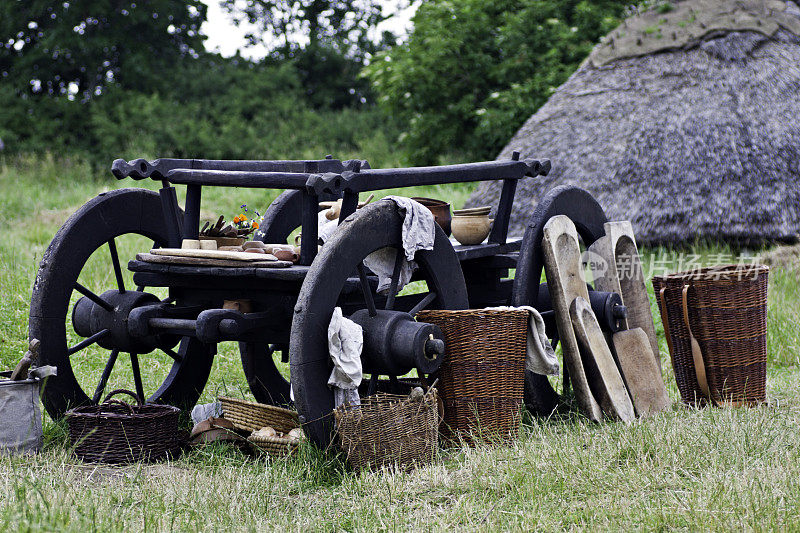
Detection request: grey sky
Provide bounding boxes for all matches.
[200,0,416,59]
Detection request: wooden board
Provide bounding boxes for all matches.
[541,215,603,422]
[588,221,661,373]
[136,253,291,268]
[150,248,278,262]
[570,296,635,422]
[612,328,670,417]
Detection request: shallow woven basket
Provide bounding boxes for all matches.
[219,396,299,433]
[653,264,768,407]
[66,389,180,464]
[415,309,527,444]
[334,389,439,471]
[247,433,300,458]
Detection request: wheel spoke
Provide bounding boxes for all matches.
[92,350,119,403]
[74,283,114,312]
[108,238,126,293]
[162,346,183,362]
[130,353,146,402]
[409,292,437,316]
[384,249,405,310]
[357,263,377,317]
[67,328,110,356]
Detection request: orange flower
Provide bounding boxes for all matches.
[251,221,259,229]
[233,215,241,223]
[240,214,247,221]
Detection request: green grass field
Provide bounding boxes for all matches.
[1,156,800,531]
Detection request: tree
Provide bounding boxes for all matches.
[221,0,393,107]
[0,0,207,100]
[365,0,631,164]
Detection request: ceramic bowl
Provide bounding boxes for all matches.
[411,197,452,236]
[451,215,493,245]
[453,206,491,216]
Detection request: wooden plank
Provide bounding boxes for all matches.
[137,253,290,268]
[570,296,635,422]
[612,328,670,417]
[589,221,660,373]
[541,215,603,422]
[149,248,279,262]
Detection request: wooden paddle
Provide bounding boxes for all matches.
[611,328,670,417]
[570,297,635,422]
[541,215,603,422]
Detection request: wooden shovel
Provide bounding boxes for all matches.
[611,328,670,417]
[588,222,660,373]
[570,297,635,422]
[541,215,603,422]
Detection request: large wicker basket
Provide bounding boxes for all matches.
[66,389,180,464]
[219,396,299,433]
[415,309,527,444]
[653,264,768,407]
[334,389,439,471]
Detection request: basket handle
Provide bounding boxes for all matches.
[681,285,710,402]
[657,287,675,364]
[102,389,144,407]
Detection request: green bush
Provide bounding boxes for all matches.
[365,0,630,164]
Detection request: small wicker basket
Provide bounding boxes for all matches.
[219,396,299,433]
[247,433,300,458]
[66,389,180,464]
[416,309,527,444]
[653,264,768,407]
[334,389,439,471]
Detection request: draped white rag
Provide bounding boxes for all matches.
[486,306,559,376]
[362,196,436,294]
[327,307,363,407]
[318,196,437,294]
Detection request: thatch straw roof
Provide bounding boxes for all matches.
[467,0,800,245]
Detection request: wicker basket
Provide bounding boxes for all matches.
[66,389,180,464]
[334,389,439,470]
[219,396,299,433]
[247,434,300,458]
[415,309,527,444]
[653,264,768,407]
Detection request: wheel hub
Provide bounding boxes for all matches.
[72,290,161,353]
[349,309,446,375]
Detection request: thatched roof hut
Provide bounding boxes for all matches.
[467,0,800,245]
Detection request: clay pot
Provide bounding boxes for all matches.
[411,197,452,236]
[273,249,299,262]
[451,215,493,245]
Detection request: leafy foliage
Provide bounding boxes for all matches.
[0,0,207,99]
[365,0,631,164]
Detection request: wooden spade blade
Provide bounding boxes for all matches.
[589,221,660,374]
[570,296,635,422]
[612,328,670,417]
[542,215,603,422]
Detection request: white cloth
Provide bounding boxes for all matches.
[191,401,223,426]
[487,306,559,376]
[318,210,338,244]
[363,196,436,294]
[327,307,363,407]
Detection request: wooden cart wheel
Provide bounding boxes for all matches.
[290,200,469,447]
[511,185,608,417]
[29,188,214,418]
